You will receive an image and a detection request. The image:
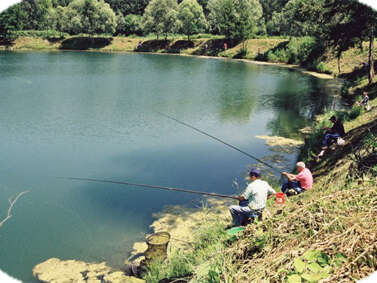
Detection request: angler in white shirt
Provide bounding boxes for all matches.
[229,168,276,227]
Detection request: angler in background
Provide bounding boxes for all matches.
[357,91,370,111]
[317,115,345,158]
[228,168,276,228]
[281,162,313,196]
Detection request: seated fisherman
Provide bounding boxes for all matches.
[318,115,345,158]
[229,168,275,227]
[281,162,313,195]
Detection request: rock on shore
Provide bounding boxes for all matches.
[33,258,145,283]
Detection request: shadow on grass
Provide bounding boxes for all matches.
[340,61,377,83]
[339,62,377,99]
[135,39,200,54]
[159,276,193,283]
[167,40,195,53]
[135,40,170,52]
[0,36,14,47]
[47,37,65,43]
[254,40,289,62]
[192,39,237,56]
[232,48,248,59]
[60,37,113,50]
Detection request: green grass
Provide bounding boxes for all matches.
[142,222,232,283]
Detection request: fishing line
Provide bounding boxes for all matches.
[156,111,282,173]
[63,177,238,200]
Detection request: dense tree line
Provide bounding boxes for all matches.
[1,0,374,40]
[0,0,283,39]
[0,0,376,81]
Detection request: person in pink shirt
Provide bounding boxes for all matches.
[281,162,313,195]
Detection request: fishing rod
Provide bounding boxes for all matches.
[157,111,281,174]
[65,177,239,200]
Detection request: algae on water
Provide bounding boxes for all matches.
[256,135,304,154]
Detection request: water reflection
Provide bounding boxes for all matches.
[258,72,339,137]
[0,51,339,281]
[218,89,256,122]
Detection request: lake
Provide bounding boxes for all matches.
[0,51,338,281]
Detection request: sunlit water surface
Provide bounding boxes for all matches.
[0,51,339,281]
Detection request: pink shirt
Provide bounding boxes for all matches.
[295,168,313,190]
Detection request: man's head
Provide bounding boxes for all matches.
[249,168,261,180]
[296,161,306,172]
[363,91,368,96]
[329,116,337,123]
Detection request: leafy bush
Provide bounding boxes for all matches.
[315,62,331,74]
[286,250,346,283]
[341,81,352,97]
[116,14,143,36]
[233,46,248,58]
[266,51,279,62]
[274,48,290,63]
[285,36,317,64]
[348,106,362,120]
[258,37,320,65]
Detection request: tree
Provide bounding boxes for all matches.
[59,5,83,34]
[355,3,376,84]
[261,0,289,23]
[179,0,209,16]
[268,0,326,37]
[51,0,73,7]
[0,4,27,37]
[234,0,262,43]
[45,5,66,31]
[207,0,233,36]
[368,27,375,84]
[116,13,143,35]
[21,0,53,30]
[60,0,117,34]
[322,0,377,76]
[105,0,150,16]
[207,0,263,41]
[143,0,178,40]
[176,0,207,40]
[197,0,209,17]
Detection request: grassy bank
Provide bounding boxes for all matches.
[1,34,376,80]
[139,97,377,283]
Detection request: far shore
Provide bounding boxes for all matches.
[0,36,335,80]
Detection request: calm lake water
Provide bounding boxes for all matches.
[0,51,339,281]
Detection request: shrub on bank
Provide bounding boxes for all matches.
[142,222,231,283]
[314,61,332,74]
[256,36,323,66]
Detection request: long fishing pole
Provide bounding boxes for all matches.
[65,177,239,200]
[157,112,281,173]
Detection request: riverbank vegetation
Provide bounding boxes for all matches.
[140,83,377,283]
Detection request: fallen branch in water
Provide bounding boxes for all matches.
[0,191,29,229]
